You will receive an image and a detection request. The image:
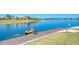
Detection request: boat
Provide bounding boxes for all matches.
[25,29,34,34]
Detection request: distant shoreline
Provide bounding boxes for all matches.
[0,20,37,24]
[44,18,79,20]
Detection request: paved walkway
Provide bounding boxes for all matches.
[0,28,63,45]
[72,28,79,30]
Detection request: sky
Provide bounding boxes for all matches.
[0,14,79,18]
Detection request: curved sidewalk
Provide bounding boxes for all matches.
[0,28,63,45]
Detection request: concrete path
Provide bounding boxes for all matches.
[0,28,63,45]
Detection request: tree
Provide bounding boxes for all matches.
[6,14,12,20]
[26,16,31,20]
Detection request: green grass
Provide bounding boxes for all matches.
[0,20,37,24]
[26,32,79,45]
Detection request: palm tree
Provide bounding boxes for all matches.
[6,14,12,20]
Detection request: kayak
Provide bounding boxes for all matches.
[25,30,34,34]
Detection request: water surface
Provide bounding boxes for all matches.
[0,19,79,41]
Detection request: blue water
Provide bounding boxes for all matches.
[0,19,79,41]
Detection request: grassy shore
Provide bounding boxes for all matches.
[26,32,79,45]
[0,20,37,24]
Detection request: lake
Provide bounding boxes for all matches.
[0,19,79,41]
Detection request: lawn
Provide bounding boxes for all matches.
[0,20,37,24]
[26,32,79,45]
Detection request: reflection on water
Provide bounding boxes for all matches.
[0,23,28,40]
[0,20,79,41]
